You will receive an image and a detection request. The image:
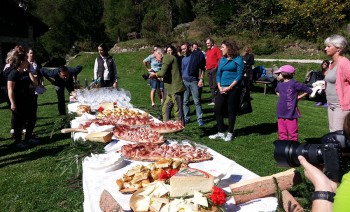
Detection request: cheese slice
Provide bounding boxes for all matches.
[192,191,208,207]
[85,132,112,143]
[134,196,151,211]
[169,167,214,197]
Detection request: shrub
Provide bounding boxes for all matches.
[252,39,278,55]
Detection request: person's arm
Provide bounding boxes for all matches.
[7,80,16,111]
[298,156,337,212]
[143,56,152,72]
[28,71,38,86]
[93,59,98,80]
[41,68,56,84]
[112,59,118,88]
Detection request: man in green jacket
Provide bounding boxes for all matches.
[150,48,185,125]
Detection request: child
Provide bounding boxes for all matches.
[274,65,312,141]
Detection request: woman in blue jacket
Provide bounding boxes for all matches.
[209,40,244,142]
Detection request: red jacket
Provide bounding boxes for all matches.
[205,46,222,70]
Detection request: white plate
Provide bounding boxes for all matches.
[84,152,125,172]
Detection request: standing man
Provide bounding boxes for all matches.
[41,65,82,115]
[205,38,222,105]
[149,48,186,125]
[181,42,206,126]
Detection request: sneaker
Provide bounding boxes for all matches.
[15,142,30,150]
[198,120,205,126]
[209,132,225,140]
[208,102,215,106]
[224,133,234,142]
[26,138,40,145]
[314,102,322,106]
[324,103,328,108]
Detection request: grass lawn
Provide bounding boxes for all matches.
[0,50,328,211]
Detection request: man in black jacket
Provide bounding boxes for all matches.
[41,65,82,115]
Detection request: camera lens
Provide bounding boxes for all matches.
[273,140,323,167]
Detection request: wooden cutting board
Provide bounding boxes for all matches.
[61,128,88,133]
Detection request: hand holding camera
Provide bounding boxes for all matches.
[142,69,155,80]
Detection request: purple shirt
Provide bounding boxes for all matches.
[276,79,312,119]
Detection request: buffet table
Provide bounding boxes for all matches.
[67,89,278,211]
[82,139,278,212]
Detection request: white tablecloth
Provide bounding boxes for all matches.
[82,140,278,212]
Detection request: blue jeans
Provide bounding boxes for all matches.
[183,80,203,122]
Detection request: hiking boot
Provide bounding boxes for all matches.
[209,132,225,140]
[314,102,322,106]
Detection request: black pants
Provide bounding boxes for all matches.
[12,96,35,142]
[214,87,239,133]
[55,86,68,115]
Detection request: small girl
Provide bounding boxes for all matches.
[274,65,312,141]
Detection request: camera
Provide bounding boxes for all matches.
[274,131,350,182]
[142,69,155,80]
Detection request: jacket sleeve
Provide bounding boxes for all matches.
[93,58,98,79]
[40,67,59,78]
[156,56,171,78]
[68,65,83,76]
[234,56,244,82]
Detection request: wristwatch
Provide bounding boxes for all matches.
[311,191,335,203]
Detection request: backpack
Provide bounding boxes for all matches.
[304,70,324,87]
[252,66,267,81]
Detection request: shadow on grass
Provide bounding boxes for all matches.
[236,122,277,136]
[0,131,70,163]
[0,144,68,169]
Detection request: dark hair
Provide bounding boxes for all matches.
[14,45,25,54]
[11,52,27,68]
[165,45,177,56]
[221,40,239,58]
[321,60,330,71]
[59,66,69,73]
[98,43,109,56]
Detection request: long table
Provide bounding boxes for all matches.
[82,139,278,212]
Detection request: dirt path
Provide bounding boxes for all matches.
[256,59,323,64]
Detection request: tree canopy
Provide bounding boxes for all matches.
[27,0,350,57]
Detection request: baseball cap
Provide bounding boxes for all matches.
[273,65,295,74]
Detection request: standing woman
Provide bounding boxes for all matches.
[93,43,118,88]
[242,47,254,86]
[7,52,38,149]
[209,40,244,141]
[324,34,350,132]
[26,48,42,140]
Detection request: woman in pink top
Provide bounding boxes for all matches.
[324,34,350,132]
